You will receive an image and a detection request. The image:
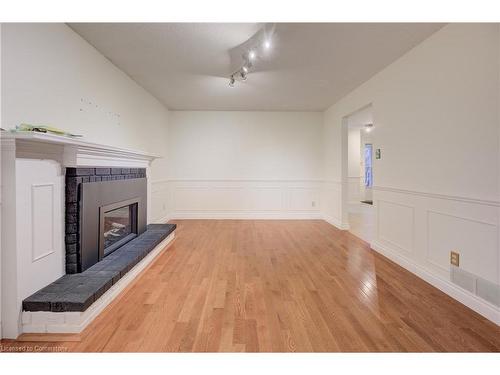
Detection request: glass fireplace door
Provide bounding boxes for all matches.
[99,198,139,259]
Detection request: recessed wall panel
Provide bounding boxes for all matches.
[377,200,414,253]
[31,184,54,261]
[427,210,497,283]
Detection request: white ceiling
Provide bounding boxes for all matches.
[69,23,444,111]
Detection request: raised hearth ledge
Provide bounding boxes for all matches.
[21,231,175,334]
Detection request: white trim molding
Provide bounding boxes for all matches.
[373,185,500,207]
[323,215,349,231]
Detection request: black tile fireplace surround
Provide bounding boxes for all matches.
[65,167,147,273]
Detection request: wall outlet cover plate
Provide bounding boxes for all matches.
[450,251,460,267]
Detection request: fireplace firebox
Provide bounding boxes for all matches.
[99,198,139,258]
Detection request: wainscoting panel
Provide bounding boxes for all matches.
[371,186,499,324]
[246,187,284,211]
[16,159,64,302]
[150,179,170,223]
[321,180,345,229]
[427,210,497,283]
[31,183,55,262]
[377,200,414,254]
[289,187,319,211]
[159,179,323,220]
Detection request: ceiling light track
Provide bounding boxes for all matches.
[229,26,275,87]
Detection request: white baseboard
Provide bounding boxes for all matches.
[153,214,173,224]
[322,214,349,230]
[165,213,348,230]
[169,211,323,220]
[371,240,500,326]
[21,232,176,335]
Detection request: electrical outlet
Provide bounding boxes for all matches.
[450,251,460,267]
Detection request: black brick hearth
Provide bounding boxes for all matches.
[65,167,146,274]
[23,224,176,312]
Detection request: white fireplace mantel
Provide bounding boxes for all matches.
[0,132,162,339]
[1,132,161,168]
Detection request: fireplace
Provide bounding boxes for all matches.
[65,167,147,273]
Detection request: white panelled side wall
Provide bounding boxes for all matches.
[164,111,324,219]
[323,23,500,323]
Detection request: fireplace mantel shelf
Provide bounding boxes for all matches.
[1,131,161,167]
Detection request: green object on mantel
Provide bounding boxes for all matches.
[12,123,83,138]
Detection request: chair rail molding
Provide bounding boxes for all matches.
[373,185,500,207]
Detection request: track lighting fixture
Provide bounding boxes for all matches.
[228,26,275,87]
[364,123,374,133]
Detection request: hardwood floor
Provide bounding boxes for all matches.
[2,220,499,352]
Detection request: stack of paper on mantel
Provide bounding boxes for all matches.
[10,123,83,138]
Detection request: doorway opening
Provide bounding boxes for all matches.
[343,104,375,243]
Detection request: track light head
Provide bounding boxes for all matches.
[240,70,247,81]
[263,39,271,50]
[248,50,256,61]
[229,75,235,87]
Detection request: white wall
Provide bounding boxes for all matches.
[1,23,170,221]
[165,111,324,219]
[322,23,500,323]
[168,111,323,180]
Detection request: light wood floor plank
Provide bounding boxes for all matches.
[2,220,499,352]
